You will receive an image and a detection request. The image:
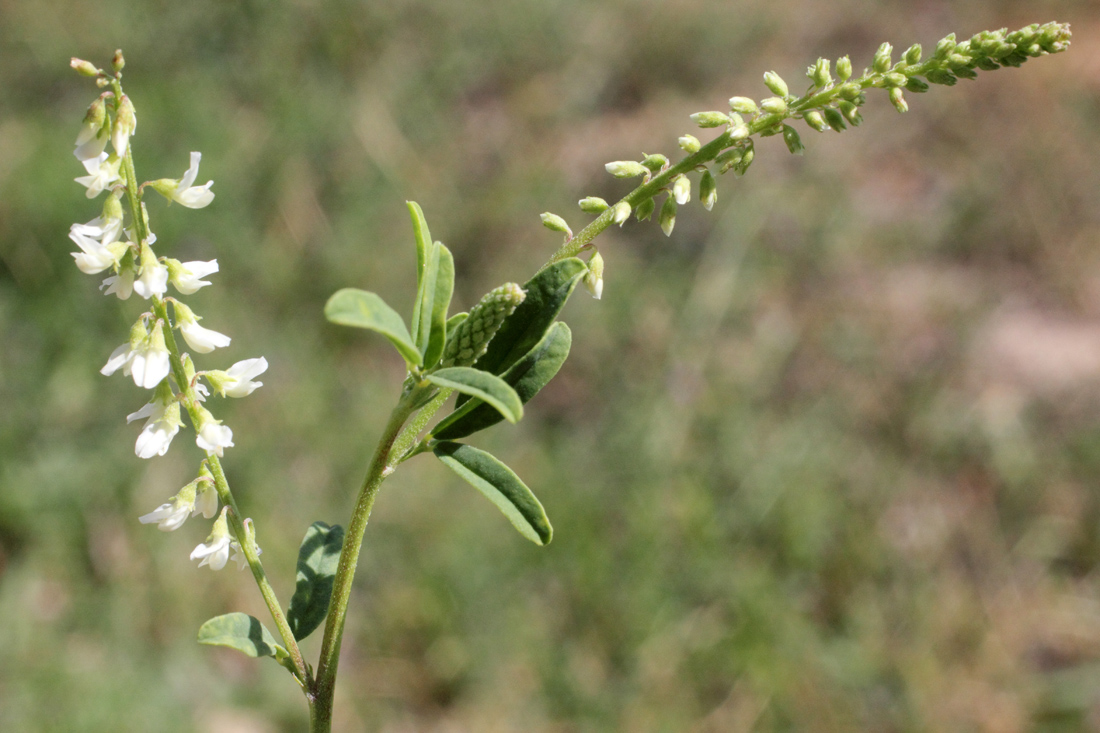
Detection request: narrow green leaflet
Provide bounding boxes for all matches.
[455,258,585,408]
[426,367,523,424]
[433,442,552,545]
[198,613,286,659]
[324,288,422,367]
[433,321,571,441]
[422,243,455,367]
[412,241,439,350]
[286,522,346,641]
[407,201,432,292]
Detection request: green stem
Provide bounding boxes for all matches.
[113,75,308,684]
[309,389,424,730]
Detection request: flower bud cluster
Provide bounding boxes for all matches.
[69,55,267,570]
[442,283,526,367]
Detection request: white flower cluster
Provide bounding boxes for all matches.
[69,74,264,570]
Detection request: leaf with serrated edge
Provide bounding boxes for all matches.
[286,522,345,641]
[426,367,523,424]
[433,442,552,544]
[433,322,571,440]
[198,613,285,659]
[422,243,454,367]
[324,288,421,367]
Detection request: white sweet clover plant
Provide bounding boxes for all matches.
[67,23,1072,731]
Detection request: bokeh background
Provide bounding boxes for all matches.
[2,1,1099,730]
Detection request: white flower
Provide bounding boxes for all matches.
[69,227,123,274]
[173,302,231,354]
[194,480,219,519]
[101,320,171,389]
[126,387,182,459]
[131,243,169,300]
[74,104,109,161]
[207,357,268,398]
[194,406,234,456]
[72,214,124,247]
[167,259,219,294]
[112,94,136,157]
[154,152,215,208]
[74,153,121,198]
[229,539,261,571]
[139,480,199,531]
[100,268,135,300]
[191,508,232,570]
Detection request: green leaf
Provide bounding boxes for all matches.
[446,312,468,339]
[198,613,285,659]
[422,243,455,367]
[426,367,523,424]
[407,201,432,294]
[456,258,585,407]
[433,442,552,545]
[286,522,345,641]
[433,322,571,440]
[411,241,439,350]
[324,288,422,367]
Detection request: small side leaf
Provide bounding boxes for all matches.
[198,613,285,659]
[433,321,571,440]
[426,367,523,424]
[422,243,455,367]
[455,258,584,409]
[407,201,432,294]
[286,522,346,641]
[433,442,552,545]
[412,242,440,350]
[325,288,422,367]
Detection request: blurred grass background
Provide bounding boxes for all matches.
[2,0,1100,730]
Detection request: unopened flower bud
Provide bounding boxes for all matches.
[728,124,750,141]
[822,107,847,132]
[807,58,832,88]
[759,97,787,115]
[934,34,957,60]
[736,145,755,176]
[678,134,701,153]
[583,251,604,300]
[925,69,957,86]
[605,161,648,179]
[804,110,829,132]
[111,50,125,73]
[836,56,853,81]
[112,94,136,156]
[611,201,631,225]
[71,58,100,77]
[873,42,893,73]
[659,196,677,237]
[699,170,717,211]
[904,44,922,65]
[540,212,572,239]
[578,196,609,214]
[672,174,691,206]
[905,77,929,93]
[836,83,862,101]
[728,97,758,115]
[442,283,526,367]
[690,111,729,129]
[889,87,908,113]
[634,198,655,221]
[782,125,804,155]
[715,148,743,175]
[641,153,669,171]
[838,101,863,126]
[763,71,789,97]
[884,72,906,87]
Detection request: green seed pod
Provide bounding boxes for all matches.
[836,56,853,81]
[641,153,669,171]
[734,144,755,176]
[838,101,863,126]
[925,69,957,86]
[690,111,730,128]
[699,170,717,211]
[659,196,677,237]
[873,42,893,73]
[634,197,655,221]
[763,71,789,97]
[678,134,701,153]
[442,283,526,368]
[578,196,609,214]
[782,125,804,155]
[822,107,847,132]
[715,148,743,175]
[904,44,922,65]
[905,77,930,93]
[728,96,758,115]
